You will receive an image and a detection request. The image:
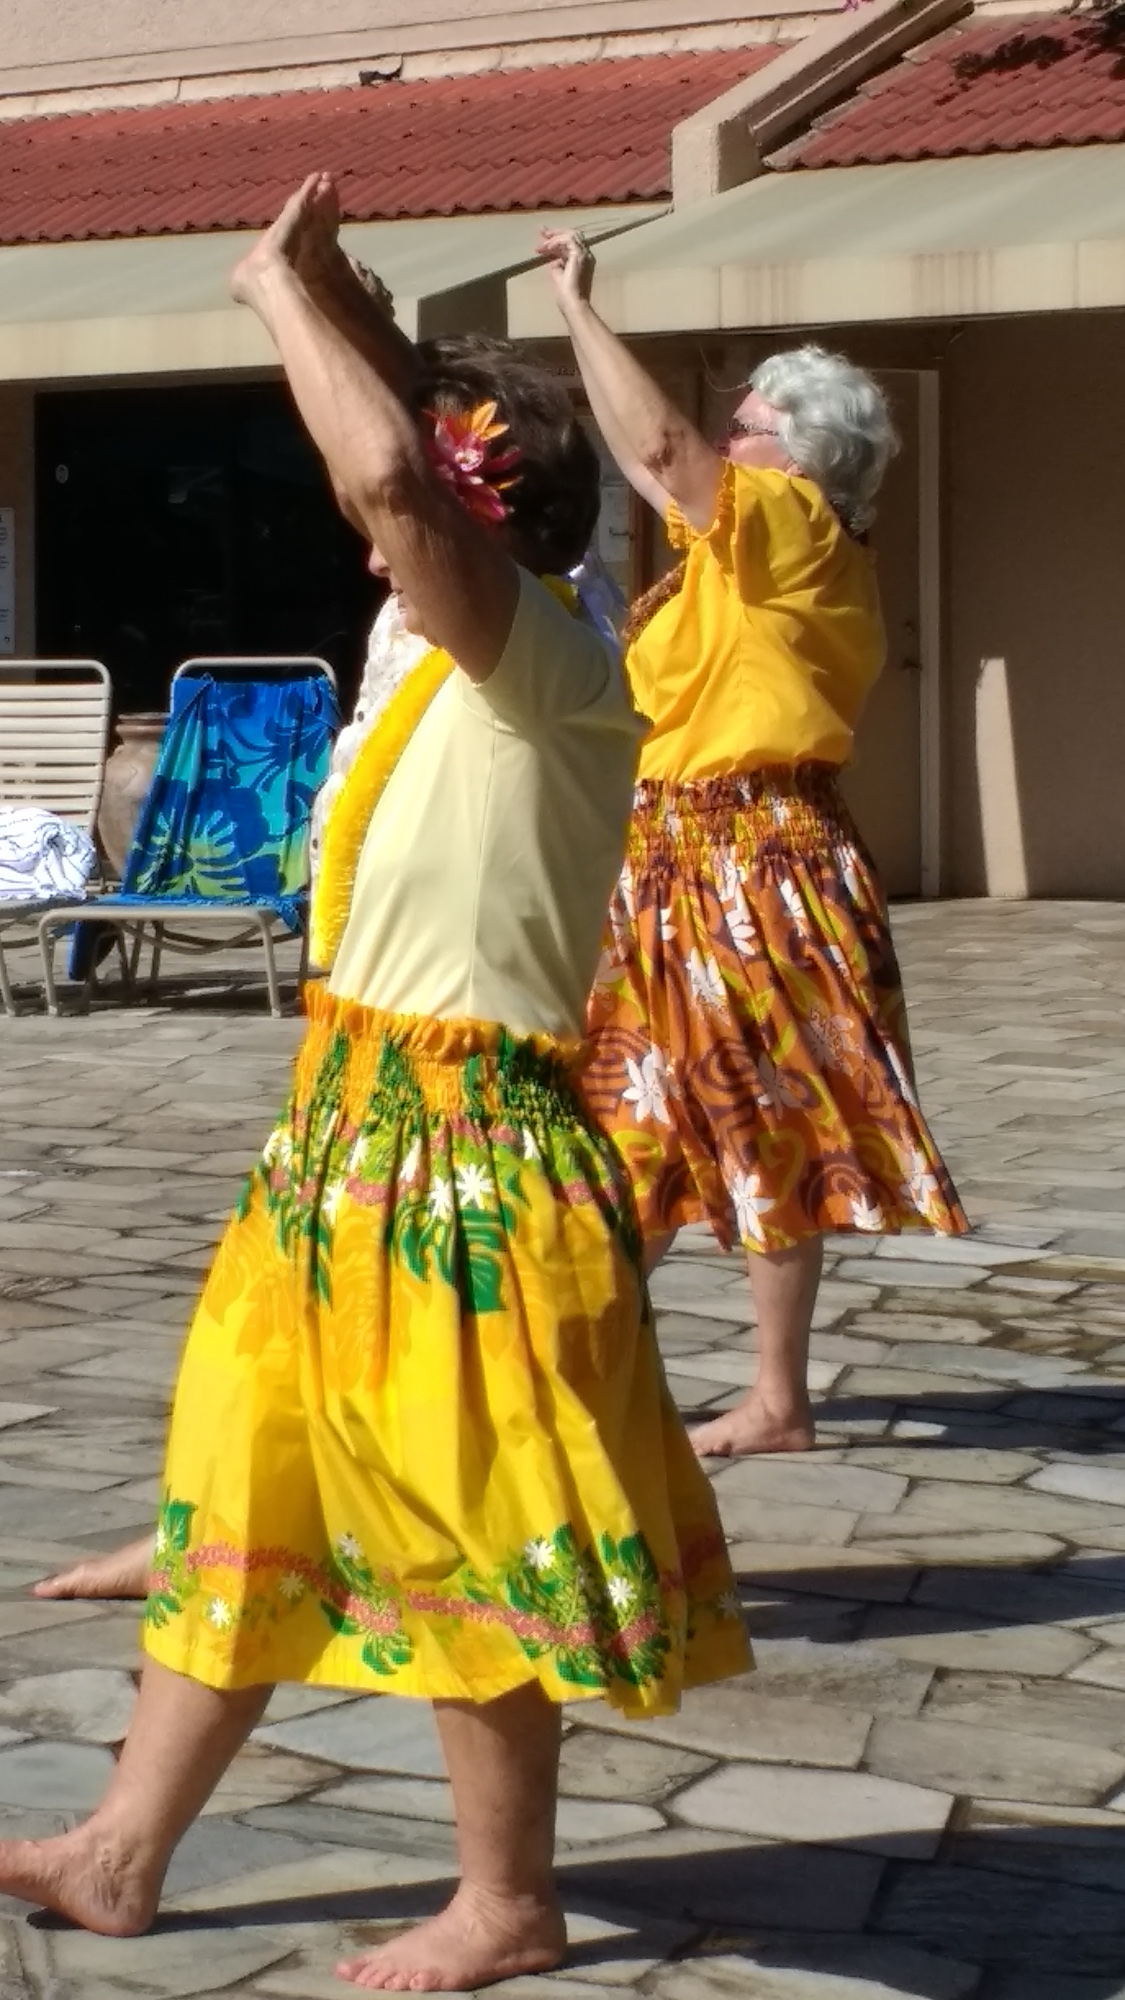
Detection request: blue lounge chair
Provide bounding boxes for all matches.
[39,656,339,1018]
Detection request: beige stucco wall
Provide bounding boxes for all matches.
[945,311,1125,897]
[0,387,35,654]
[0,0,817,99]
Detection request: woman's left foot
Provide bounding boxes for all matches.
[335,1883,566,1991]
[0,1821,160,1937]
[690,1391,815,1458]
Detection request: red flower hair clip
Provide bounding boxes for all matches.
[422,400,522,525]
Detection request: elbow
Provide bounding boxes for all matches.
[352,450,425,522]
[349,451,433,539]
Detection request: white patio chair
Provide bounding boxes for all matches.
[38,656,338,1020]
[0,660,112,1015]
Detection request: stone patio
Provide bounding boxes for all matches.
[0,900,1124,1998]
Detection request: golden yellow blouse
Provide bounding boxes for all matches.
[628,461,886,781]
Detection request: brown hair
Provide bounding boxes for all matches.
[413,334,600,576]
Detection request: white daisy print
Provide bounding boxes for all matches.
[622,1046,672,1126]
[754,1055,804,1111]
[841,853,865,904]
[524,1538,555,1572]
[717,1590,743,1620]
[206,1596,233,1631]
[687,948,725,1012]
[592,943,622,990]
[850,1194,885,1233]
[719,860,756,956]
[278,1573,305,1602]
[429,1174,454,1221]
[806,1011,858,1072]
[336,1532,363,1563]
[606,1575,634,1610]
[779,876,809,930]
[903,1148,942,1218]
[398,1137,422,1187]
[455,1162,494,1209]
[729,1167,773,1247]
[320,1178,345,1225]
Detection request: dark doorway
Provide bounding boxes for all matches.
[36,381,380,717]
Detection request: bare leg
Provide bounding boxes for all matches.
[0,1659,270,1934]
[337,1682,566,1991]
[33,1534,153,1601]
[690,1235,822,1458]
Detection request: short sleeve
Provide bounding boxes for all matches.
[666,462,791,602]
[474,568,641,735]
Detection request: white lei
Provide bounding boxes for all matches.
[309,597,429,881]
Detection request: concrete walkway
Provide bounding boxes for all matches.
[0,902,1124,1999]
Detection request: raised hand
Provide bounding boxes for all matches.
[230,172,345,313]
[536,227,595,311]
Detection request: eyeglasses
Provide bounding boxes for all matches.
[727,417,780,442]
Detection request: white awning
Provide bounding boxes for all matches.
[0,204,661,383]
[507,148,1125,335]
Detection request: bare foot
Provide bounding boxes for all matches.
[34,1535,154,1601]
[0,1819,159,1937]
[690,1394,815,1459]
[335,1883,566,1991]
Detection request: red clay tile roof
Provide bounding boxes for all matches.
[0,49,781,246]
[779,11,1125,169]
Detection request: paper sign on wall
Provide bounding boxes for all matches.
[0,510,13,656]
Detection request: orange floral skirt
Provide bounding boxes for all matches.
[582,767,968,1254]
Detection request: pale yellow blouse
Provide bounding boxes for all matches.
[628,461,886,781]
[329,571,646,1039]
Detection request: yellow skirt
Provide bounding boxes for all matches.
[144,984,750,1716]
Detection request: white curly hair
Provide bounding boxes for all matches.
[749,345,898,536]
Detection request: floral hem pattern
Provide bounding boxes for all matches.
[143,986,750,1713]
[582,767,968,1253]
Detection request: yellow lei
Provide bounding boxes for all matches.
[310,578,579,971]
[310,646,453,969]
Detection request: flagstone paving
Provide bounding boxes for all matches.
[0,899,1123,1997]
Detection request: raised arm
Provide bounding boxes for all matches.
[538,228,723,533]
[232,174,518,682]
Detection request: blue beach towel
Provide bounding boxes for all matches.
[70,668,339,977]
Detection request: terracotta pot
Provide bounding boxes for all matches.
[97,711,168,878]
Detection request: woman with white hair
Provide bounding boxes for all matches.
[539,228,966,1460]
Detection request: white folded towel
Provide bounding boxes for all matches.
[0,806,96,904]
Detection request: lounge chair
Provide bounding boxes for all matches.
[0,659,112,1016]
[39,656,339,1019]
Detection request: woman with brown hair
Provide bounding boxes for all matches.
[538,227,967,1460]
[3,179,748,1994]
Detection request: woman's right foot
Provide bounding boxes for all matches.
[0,1819,160,1937]
[33,1536,154,1602]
